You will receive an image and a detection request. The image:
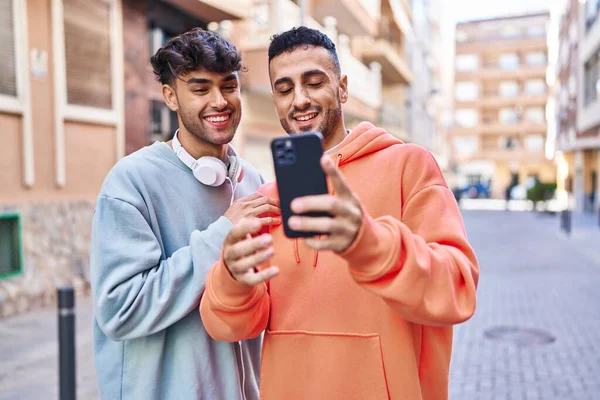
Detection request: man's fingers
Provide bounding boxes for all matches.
[290,195,345,216]
[288,216,334,233]
[250,195,280,208]
[225,233,272,261]
[228,247,275,275]
[225,217,263,245]
[321,155,352,198]
[238,266,280,287]
[250,204,281,217]
[238,193,262,203]
[259,216,282,226]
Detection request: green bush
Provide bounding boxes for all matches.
[526,181,558,203]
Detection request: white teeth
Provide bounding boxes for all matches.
[295,113,317,121]
[205,115,230,122]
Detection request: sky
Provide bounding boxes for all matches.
[443,0,560,24]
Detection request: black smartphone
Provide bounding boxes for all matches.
[271,132,331,238]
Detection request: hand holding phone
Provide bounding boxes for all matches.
[271,132,331,238]
[271,132,363,252]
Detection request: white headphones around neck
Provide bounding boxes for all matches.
[172,130,243,187]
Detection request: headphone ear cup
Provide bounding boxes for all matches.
[193,157,228,186]
[228,156,244,183]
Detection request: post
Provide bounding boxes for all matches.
[58,287,76,400]
[299,0,306,26]
[560,209,571,236]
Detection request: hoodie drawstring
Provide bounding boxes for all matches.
[293,238,300,264]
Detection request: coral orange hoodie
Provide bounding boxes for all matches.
[200,122,479,400]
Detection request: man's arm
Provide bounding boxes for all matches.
[289,149,479,326]
[200,257,271,342]
[90,195,231,341]
[341,185,479,326]
[91,193,280,341]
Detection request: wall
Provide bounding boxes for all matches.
[0,201,94,318]
[0,0,120,318]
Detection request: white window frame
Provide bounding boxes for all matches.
[52,0,124,187]
[0,0,34,187]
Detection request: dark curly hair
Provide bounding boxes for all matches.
[268,26,340,76]
[151,28,245,85]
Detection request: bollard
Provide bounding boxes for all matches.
[560,209,571,236]
[58,287,76,400]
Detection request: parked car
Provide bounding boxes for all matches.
[456,182,491,199]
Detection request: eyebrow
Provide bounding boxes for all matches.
[186,73,238,85]
[273,69,327,87]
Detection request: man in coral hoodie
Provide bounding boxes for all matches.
[200,27,479,399]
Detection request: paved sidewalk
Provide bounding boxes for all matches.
[450,210,600,400]
[0,296,98,399]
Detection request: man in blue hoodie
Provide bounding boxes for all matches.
[90,28,279,400]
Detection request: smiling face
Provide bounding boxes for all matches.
[269,46,348,143]
[165,69,242,146]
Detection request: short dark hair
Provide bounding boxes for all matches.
[268,27,340,76]
[151,28,245,85]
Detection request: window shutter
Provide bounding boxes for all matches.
[63,0,112,109]
[0,0,17,97]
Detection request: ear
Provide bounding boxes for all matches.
[338,75,348,104]
[162,84,179,112]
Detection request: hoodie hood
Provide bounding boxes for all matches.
[328,121,403,167]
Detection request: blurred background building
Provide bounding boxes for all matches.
[2,0,599,317]
[449,11,554,200]
[552,0,600,214]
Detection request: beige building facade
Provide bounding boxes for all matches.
[450,12,556,199]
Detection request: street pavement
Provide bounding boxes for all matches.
[449,210,600,400]
[0,209,599,399]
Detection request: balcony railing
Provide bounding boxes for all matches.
[245,0,332,48]
[379,102,406,128]
[338,34,382,108]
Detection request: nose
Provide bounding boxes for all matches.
[292,87,310,110]
[210,90,228,110]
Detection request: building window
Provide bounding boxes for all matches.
[502,25,520,38]
[499,53,519,70]
[498,81,519,97]
[456,30,469,43]
[0,0,16,98]
[455,82,479,101]
[455,109,478,127]
[0,212,23,279]
[527,24,546,38]
[453,137,478,154]
[525,135,545,151]
[526,52,547,66]
[525,107,545,123]
[584,50,600,106]
[501,136,519,149]
[63,0,113,109]
[455,54,478,71]
[525,79,547,95]
[499,108,519,124]
[585,0,600,31]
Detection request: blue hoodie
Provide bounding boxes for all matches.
[90,141,263,400]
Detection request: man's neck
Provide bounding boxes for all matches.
[171,128,228,161]
[323,123,348,152]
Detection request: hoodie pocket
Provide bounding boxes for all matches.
[260,330,390,400]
